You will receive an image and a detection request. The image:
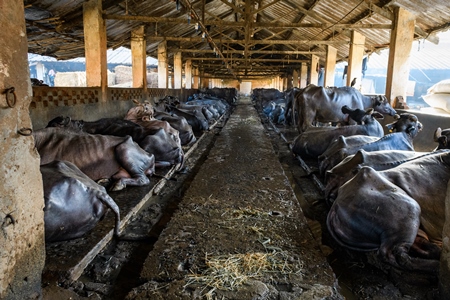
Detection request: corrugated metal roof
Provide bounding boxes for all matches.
[24,0,450,80]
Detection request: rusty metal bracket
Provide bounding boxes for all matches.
[2,87,17,108]
[18,128,33,136]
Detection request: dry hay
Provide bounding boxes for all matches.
[230,206,271,219]
[185,250,303,297]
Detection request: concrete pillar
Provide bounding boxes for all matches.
[292,69,299,88]
[347,31,366,89]
[174,52,182,89]
[385,7,415,106]
[83,0,108,101]
[212,78,220,88]
[193,68,199,89]
[185,59,192,89]
[169,75,174,89]
[158,41,167,89]
[287,72,293,89]
[325,45,337,87]
[131,26,147,90]
[0,1,45,299]
[300,63,308,88]
[310,55,320,86]
[202,73,210,89]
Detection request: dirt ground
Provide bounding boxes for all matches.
[42,97,441,300]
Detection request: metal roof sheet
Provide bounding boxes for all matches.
[24,0,450,80]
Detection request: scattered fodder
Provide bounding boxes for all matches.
[185,250,303,298]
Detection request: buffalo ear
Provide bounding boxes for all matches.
[341,105,352,114]
[372,112,384,119]
[63,116,71,126]
[365,108,374,115]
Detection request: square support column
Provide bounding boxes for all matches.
[324,45,337,87]
[158,41,168,89]
[287,72,293,89]
[174,52,182,89]
[193,67,199,89]
[292,69,299,88]
[310,55,319,86]
[0,1,45,299]
[300,63,308,88]
[131,26,147,90]
[185,59,192,89]
[83,0,108,101]
[385,7,415,106]
[347,31,365,89]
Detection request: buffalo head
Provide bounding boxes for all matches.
[386,113,423,138]
[372,95,397,116]
[341,106,383,124]
[434,127,450,150]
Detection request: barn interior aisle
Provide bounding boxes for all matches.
[123,96,340,299]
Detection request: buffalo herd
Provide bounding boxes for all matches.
[254,85,450,275]
[36,84,449,275]
[35,92,233,242]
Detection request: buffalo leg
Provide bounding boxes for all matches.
[110,138,154,191]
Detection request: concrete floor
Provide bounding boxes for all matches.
[127,97,342,299]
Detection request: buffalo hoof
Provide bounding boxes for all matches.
[110,181,126,192]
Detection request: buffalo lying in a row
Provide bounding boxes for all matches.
[39,92,232,243]
[256,86,450,274]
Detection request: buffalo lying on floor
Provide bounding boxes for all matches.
[46,116,184,167]
[291,106,384,158]
[324,149,431,205]
[34,127,155,191]
[153,110,197,146]
[41,160,121,242]
[124,101,182,148]
[327,149,450,274]
[165,105,209,132]
[318,113,423,176]
[125,100,196,146]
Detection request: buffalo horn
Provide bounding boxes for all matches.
[434,127,442,142]
[63,116,71,126]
